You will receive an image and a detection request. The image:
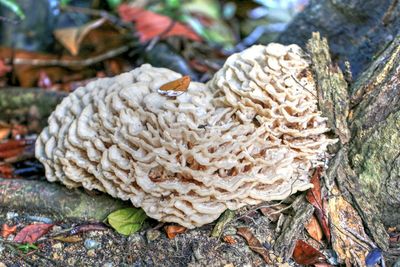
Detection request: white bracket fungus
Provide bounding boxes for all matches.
[36,44,336,228]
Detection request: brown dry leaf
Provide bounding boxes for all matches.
[223,235,237,245]
[306,167,331,241]
[236,227,271,264]
[305,215,324,242]
[54,18,107,56]
[328,185,371,265]
[158,76,191,97]
[292,239,326,265]
[1,224,17,238]
[0,59,12,77]
[0,128,10,140]
[0,163,15,178]
[165,225,186,239]
[53,235,82,243]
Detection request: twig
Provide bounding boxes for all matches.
[5,42,137,67]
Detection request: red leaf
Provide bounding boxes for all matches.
[1,224,17,238]
[14,223,54,243]
[118,4,201,42]
[306,167,331,241]
[292,240,326,265]
[236,227,271,264]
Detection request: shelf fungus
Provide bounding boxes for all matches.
[36,44,336,228]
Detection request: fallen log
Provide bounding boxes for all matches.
[0,178,129,221]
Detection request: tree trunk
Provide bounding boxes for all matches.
[277,0,400,79]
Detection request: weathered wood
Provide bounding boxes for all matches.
[274,195,314,259]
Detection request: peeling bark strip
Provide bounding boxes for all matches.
[0,178,129,220]
[306,32,351,145]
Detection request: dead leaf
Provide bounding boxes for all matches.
[118,4,201,42]
[306,215,324,242]
[0,127,10,140]
[54,18,107,56]
[236,227,271,264]
[165,225,186,239]
[292,240,326,265]
[0,163,15,178]
[158,76,191,97]
[53,235,82,243]
[1,224,17,238]
[223,235,237,245]
[0,140,26,159]
[0,59,12,77]
[14,223,54,243]
[306,167,331,241]
[328,185,371,265]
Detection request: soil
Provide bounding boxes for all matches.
[0,206,292,267]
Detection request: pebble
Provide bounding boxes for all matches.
[26,215,53,224]
[146,229,161,241]
[87,249,96,257]
[84,239,101,250]
[52,252,62,260]
[6,212,18,220]
[394,257,400,267]
[0,244,4,255]
[103,262,114,267]
[0,262,6,267]
[52,242,62,250]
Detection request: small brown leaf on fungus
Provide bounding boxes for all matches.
[165,225,186,239]
[158,76,191,97]
[236,227,271,264]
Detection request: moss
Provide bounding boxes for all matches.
[350,110,400,195]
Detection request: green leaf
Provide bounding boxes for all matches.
[17,243,38,253]
[60,0,71,7]
[106,0,122,10]
[0,0,25,19]
[107,207,147,236]
[182,0,220,20]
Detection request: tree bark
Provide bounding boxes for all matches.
[277,0,400,79]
